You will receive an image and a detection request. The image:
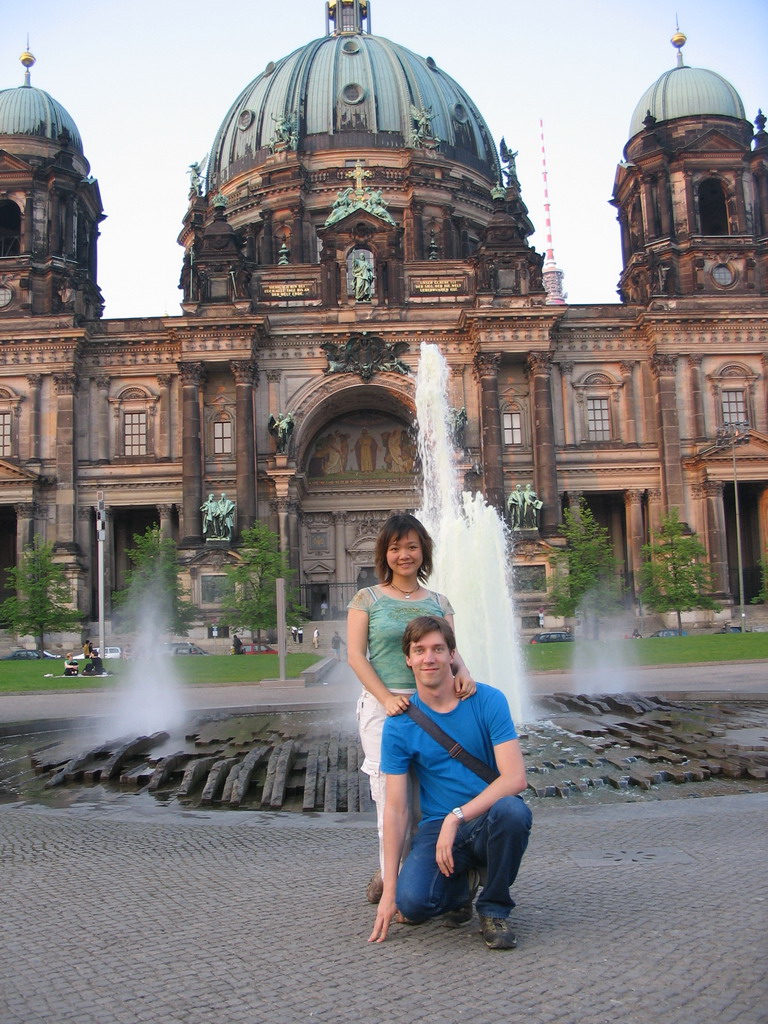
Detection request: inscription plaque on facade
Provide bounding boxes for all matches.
[260,282,316,299]
[411,278,465,295]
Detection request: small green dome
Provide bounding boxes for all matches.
[0,82,83,153]
[628,63,745,139]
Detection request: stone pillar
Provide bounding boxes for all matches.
[95,377,110,462]
[472,353,505,512]
[334,511,348,584]
[641,176,657,239]
[231,360,258,533]
[526,352,559,534]
[647,487,663,537]
[77,505,94,618]
[15,503,35,564]
[559,361,575,446]
[687,355,706,440]
[23,193,33,253]
[658,172,673,237]
[619,361,637,444]
[179,361,205,545]
[157,374,173,460]
[288,502,300,575]
[25,374,42,462]
[274,497,290,556]
[53,372,78,551]
[650,353,684,510]
[702,480,729,594]
[624,489,645,593]
[158,504,173,540]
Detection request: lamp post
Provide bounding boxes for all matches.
[715,422,749,631]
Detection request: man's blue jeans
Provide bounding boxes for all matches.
[395,795,532,921]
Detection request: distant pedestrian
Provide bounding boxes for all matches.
[537,608,545,628]
[331,631,345,661]
[291,626,298,642]
[320,600,328,619]
[312,627,319,650]
[297,627,304,645]
[82,638,94,659]
[232,634,242,655]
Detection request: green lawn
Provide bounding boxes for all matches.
[524,632,768,673]
[0,653,322,694]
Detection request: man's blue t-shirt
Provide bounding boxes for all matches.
[380,683,518,823]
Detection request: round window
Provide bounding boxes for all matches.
[712,263,734,286]
[341,83,365,104]
[342,39,360,54]
[453,103,468,123]
[238,110,254,131]
[0,284,13,309]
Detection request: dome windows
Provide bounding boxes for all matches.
[0,201,21,258]
[698,178,729,235]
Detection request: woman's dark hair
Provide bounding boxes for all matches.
[374,513,433,584]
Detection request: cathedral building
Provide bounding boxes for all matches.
[0,1,765,636]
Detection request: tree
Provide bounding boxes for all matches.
[638,508,718,632]
[549,499,623,638]
[752,551,768,605]
[112,526,194,635]
[0,537,82,651]
[219,521,302,638]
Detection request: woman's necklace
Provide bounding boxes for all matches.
[389,580,420,599]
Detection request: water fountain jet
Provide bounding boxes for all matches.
[414,342,529,722]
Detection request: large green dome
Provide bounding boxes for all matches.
[209,30,500,188]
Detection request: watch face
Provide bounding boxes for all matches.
[0,284,13,309]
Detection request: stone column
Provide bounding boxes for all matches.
[334,511,349,584]
[53,372,78,551]
[179,361,205,545]
[23,193,33,253]
[231,360,258,533]
[658,172,673,237]
[687,355,706,440]
[624,489,645,594]
[619,362,637,444]
[647,487,663,537]
[95,377,110,462]
[641,176,657,239]
[526,352,559,534]
[15,503,35,564]
[650,353,684,510]
[702,480,729,594]
[288,502,300,575]
[472,353,505,512]
[274,497,290,556]
[157,374,173,460]
[559,361,575,446]
[158,504,173,540]
[25,374,42,462]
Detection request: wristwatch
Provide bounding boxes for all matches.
[450,807,464,821]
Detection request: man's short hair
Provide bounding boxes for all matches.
[401,615,456,656]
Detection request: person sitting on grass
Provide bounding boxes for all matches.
[63,653,78,676]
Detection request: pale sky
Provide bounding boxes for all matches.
[2,0,766,319]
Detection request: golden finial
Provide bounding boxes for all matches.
[20,47,36,86]
[671,23,687,67]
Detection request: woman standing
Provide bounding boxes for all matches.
[347,513,475,902]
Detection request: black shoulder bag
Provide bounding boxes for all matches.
[404,703,499,785]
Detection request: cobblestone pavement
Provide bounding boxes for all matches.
[2,792,766,1024]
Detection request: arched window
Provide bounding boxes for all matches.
[698,178,728,236]
[0,201,21,258]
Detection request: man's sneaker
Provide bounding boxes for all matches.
[479,914,517,949]
[443,868,480,928]
[366,869,383,904]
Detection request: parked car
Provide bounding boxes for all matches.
[713,624,742,633]
[74,646,122,660]
[239,642,277,654]
[529,631,574,644]
[161,642,208,656]
[2,649,61,660]
[648,629,687,638]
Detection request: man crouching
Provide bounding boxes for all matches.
[368,615,531,950]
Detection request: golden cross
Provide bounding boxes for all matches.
[346,159,372,195]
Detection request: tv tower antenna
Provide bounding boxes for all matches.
[539,119,566,304]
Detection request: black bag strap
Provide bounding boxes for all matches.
[404,703,499,785]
